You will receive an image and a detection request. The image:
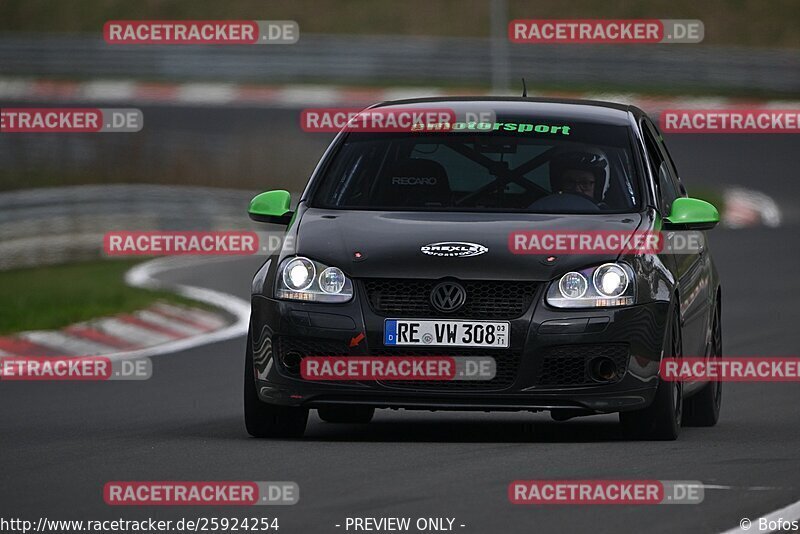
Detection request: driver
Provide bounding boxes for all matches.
[550,151,608,201]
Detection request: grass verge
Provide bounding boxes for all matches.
[0,259,210,335]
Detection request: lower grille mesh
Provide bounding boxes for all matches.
[537,344,629,386]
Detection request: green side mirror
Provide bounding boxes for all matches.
[664,197,720,231]
[248,190,293,225]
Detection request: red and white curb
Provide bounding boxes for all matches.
[0,257,250,361]
[1,77,798,112]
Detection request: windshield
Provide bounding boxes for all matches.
[310,120,642,214]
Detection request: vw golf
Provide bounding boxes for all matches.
[244,97,722,440]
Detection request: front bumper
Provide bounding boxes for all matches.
[249,284,669,414]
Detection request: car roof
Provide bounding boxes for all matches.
[371,96,646,126]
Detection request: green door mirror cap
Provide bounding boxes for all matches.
[664,197,720,231]
[248,190,293,225]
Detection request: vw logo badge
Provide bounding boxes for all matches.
[430,281,467,313]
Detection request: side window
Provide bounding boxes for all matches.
[658,160,679,214]
[642,122,678,214]
[650,122,687,197]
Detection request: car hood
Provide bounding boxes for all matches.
[293,208,644,281]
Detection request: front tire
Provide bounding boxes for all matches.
[683,299,722,427]
[619,305,683,441]
[244,328,308,438]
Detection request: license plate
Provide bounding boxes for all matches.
[384,319,509,348]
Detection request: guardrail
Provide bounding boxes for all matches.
[0,33,797,94]
[0,185,260,270]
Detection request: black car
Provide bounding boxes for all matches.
[244,97,722,441]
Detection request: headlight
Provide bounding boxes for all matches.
[319,267,346,294]
[283,257,315,291]
[558,272,588,299]
[276,256,353,303]
[547,262,635,308]
[593,263,628,298]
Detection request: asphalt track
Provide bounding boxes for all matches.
[1,126,799,533]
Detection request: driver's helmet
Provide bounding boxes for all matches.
[549,149,610,202]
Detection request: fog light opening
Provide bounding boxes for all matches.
[589,357,618,382]
[282,351,302,375]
